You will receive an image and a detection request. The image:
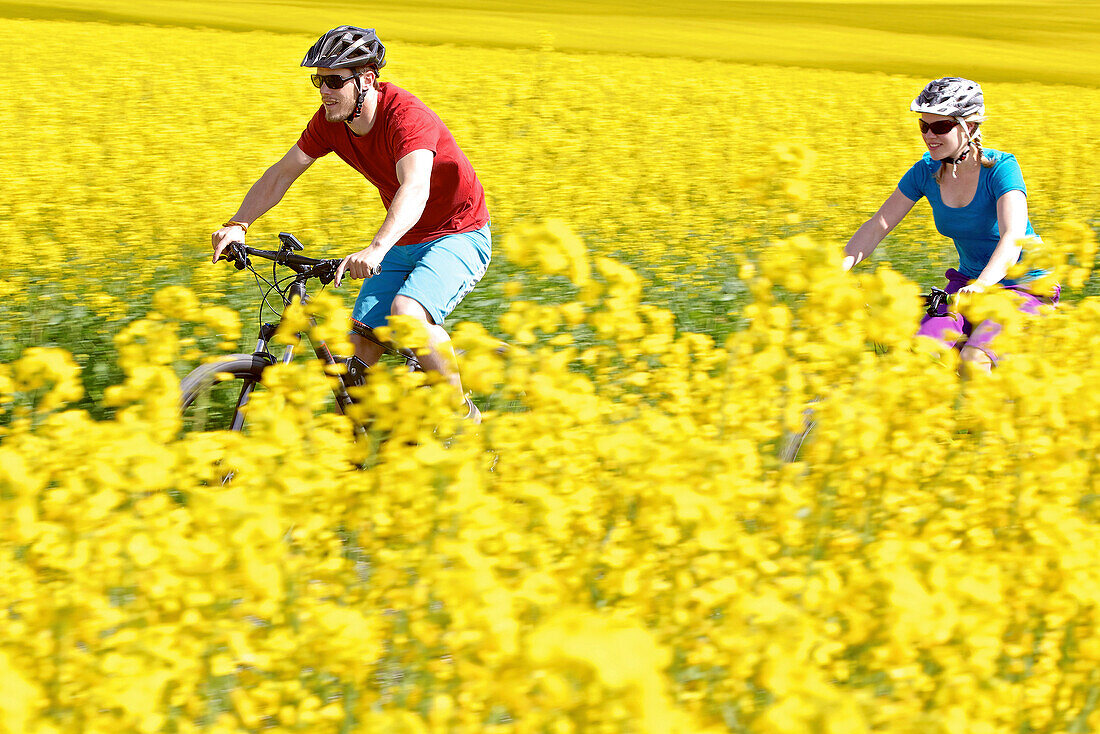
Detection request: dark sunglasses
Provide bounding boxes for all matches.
[918,119,958,135]
[311,73,358,90]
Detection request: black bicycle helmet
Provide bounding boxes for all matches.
[301,26,386,123]
[301,26,386,71]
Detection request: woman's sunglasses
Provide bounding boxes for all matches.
[311,73,358,90]
[918,119,958,135]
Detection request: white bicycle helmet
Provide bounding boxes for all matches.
[911,77,986,171]
[910,77,985,121]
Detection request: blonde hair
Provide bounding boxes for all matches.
[935,123,994,184]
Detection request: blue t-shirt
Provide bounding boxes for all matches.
[897,149,1040,284]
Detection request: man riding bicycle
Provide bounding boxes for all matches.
[211,26,491,421]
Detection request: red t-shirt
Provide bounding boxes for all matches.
[296,82,489,247]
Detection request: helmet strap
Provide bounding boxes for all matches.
[344,73,369,123]
[944,117,975,178]
[944,147,970,164]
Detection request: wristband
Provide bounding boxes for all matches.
[223,220,249,232]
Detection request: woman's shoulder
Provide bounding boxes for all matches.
[910,151,941,174]
[982,149,1025,180]
[902,151,938,173]
[907,151,938,178]
[982,148,1017,166]
[981,148,1027,193]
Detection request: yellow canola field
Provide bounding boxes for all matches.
[5,225,1100,734]
[3,7,1100,734]
[1,18,1098,334]
[7,0,1100,86]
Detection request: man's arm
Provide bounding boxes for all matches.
[335,148,434,286]
[211,144,316,262]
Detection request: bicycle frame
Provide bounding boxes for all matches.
[209,233,426,436]
[229,272,367,432]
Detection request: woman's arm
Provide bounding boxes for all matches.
[842,188,917,271]
[961,189,1028,291]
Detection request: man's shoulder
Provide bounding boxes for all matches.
[380,82,432,115]
[297,104,337,158]
[301,104,340,138]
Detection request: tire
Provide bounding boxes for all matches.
[179,354,271,432]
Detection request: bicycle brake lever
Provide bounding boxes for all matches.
[316,259,340,285]
[218,241,250,270]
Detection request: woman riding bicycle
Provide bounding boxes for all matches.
[842,76,1058,370]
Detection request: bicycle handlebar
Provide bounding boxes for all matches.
[218,240,341,285]
[922,286,950,317]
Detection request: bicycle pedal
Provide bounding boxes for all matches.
[343,356,370,388]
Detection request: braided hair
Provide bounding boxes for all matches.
[934,122,994,184]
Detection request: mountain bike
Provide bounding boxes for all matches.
[777,286,950,463]
[180,232,417,433]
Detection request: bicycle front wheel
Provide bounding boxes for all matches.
[180,354,270,432]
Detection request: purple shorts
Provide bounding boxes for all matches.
[916,268,1059,362]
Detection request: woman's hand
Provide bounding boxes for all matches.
[956,282,987,295]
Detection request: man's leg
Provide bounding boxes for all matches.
[391,294,464,394]
[349,248,409,367]
[350,330,387,367]
[390,225,491,420]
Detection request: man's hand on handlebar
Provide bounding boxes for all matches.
[212,223,247,264]
[334,245,385,288]
[214,241,249,270]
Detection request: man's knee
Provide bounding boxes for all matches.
[391,294,432,322]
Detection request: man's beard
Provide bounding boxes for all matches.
[324,99,354,122]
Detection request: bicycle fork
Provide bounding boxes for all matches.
[229,322,279,431]
[233,279,368,438]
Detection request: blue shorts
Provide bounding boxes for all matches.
[351,223,491,331]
